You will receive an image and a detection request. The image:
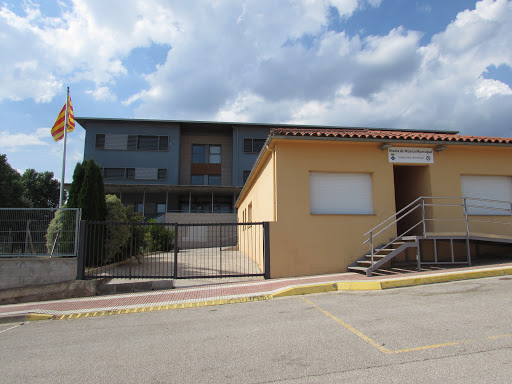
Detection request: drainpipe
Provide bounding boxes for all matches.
[265,144,277,221]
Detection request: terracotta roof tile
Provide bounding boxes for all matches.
[270,127,512,145]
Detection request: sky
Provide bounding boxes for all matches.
[1,0,511,183]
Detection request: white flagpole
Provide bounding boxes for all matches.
[59,87,70,208]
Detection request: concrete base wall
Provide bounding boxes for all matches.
[0,257,77,290]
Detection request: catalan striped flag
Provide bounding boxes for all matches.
[51,94,75,142]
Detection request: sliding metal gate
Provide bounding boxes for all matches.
[77,221,269,280]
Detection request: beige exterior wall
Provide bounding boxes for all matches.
[237,151,275,269]
[237,138,512,279]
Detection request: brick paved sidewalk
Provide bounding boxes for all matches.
[1,263,511,320]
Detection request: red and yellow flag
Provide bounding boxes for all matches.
[51,95,75,142]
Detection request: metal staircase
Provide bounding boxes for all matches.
[350,196,512,277]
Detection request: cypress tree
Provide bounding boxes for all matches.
[78,160,106,221]
[67,160,87,208]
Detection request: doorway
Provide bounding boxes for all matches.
[393,165,432,236]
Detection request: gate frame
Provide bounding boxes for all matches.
[77,220,271,280]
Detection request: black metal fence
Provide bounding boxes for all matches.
[78,221,269,280]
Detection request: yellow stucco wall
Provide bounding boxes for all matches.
[237,138,512,278]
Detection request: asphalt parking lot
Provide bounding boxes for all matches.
[1,276,511,383]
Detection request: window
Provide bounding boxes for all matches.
[208,175,221,185]
[137,136,159,151]
[244,138,265,154]
[243,170,251,184]
[461,175,512,215]
[102,167,166,180]
[209,145,221,164]
[157,169,167,180]
[248,202,253,222]
[191,175,204,185]
[159,136,169,151]
[95,134,169,151]
[157,204,166,213]
[192,145,205,163]
[135,168,158,180]
[95,134,105,149]
[103,168,125,179]
[309,172,373,215]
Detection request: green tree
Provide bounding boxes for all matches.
[67,159,106,221]
[66,160,87,208]
[21,169,62,208]
[104,194,130,262]
[0,154,25,207]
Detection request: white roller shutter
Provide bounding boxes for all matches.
[460,175,512,215]
[310,172,373,215]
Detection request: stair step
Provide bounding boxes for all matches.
[348,266,368,273]
[401,236,417,241]
[357,260,373,266]
[364,254,387,258]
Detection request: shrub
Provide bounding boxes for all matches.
[104,195,131,262]
[145,219,175,252]
[46,209,77,254]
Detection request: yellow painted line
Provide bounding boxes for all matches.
[300,297,390,353]
[390,341,463,354]
[301,296,512,355]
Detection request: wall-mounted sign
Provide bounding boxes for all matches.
[388,147,434,164]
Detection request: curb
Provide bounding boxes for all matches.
[5,266,511,323]
[0,313,54,324]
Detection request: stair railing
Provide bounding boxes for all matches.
[363,196,512,269]
[363,196,425,268]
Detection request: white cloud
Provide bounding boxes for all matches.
[86,86,117,102]
[1,127,51,150]
[475,78,512,99]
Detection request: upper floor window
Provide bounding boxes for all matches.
[209,145,221,164]
[244,138,265,154]
[192,144,222,164]
[101,167,167,181]
[95,134,169,151]
[192,144,205,163]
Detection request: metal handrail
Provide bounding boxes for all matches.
[363,196,512,268]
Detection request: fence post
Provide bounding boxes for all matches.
[173,223,178,279]
[263,222,271,279]
[421,198,427,237]
[219,224,223,277]
[76,220,87,280]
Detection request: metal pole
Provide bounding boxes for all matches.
[59,87,70,208]
[173,223,179,278]
[263,222,271,279]
[370,231,374,267]
[219,224,222,276]
[463,198,470,237]
[76,220,87,280]
[421,198,427,237]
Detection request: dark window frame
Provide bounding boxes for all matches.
[95,134,169,151]
[243,138,265,154]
